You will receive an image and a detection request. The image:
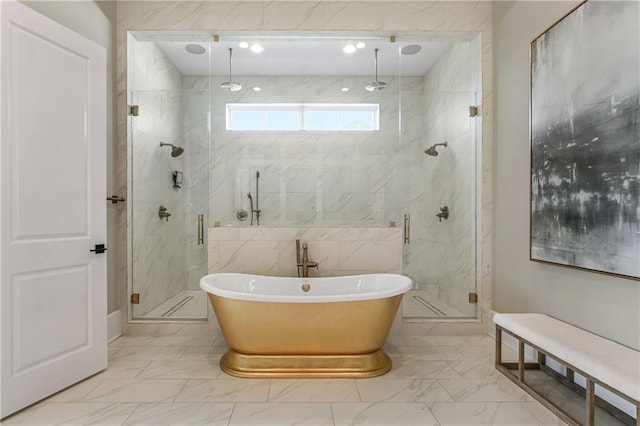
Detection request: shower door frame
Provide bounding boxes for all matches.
[126,31,212,323]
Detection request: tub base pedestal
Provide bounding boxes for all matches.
[220,349,392,378]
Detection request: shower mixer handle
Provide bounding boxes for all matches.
[436,206,449,222]
[159,205,172,221]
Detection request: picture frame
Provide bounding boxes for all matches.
[530,0,640,280]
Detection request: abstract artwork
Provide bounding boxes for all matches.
[530,0,640,279]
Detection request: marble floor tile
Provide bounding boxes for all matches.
[109,346,186,362]
[331,402,439,426]
[82,379,186,403]
[268,379,360,402]
[2,402,137,425]
[429,401,566,425]
[136,360,220,379]
[356,378,453,403]
[178,345,227,361]
[94,360,151,379]
[383,357,462,379]
[438,378,533,402]
[123,402,234,425]
[44,377,104,402]
[7,334,570,426]
[175,378,271,402]
[229,402,334,425]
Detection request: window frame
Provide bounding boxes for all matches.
[226,103,379,132]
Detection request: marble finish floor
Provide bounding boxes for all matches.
[402,290,466,319]
[138,290,207,320]
[3,334,567,425]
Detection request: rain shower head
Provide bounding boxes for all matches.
[365,48,387,92]
[160,142,184,157]
[221,48,242,91]
[424,142,448,157]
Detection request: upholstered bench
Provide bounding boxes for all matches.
[494,313,640,426]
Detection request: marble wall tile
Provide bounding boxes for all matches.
[263,2,325,30]
[117,1,493,333]
[208,226,401,276]
[339,241,402,272]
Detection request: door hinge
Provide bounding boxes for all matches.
[129,105,139,116]
[468,292,478,304]
[469,106,479,117]
[131,293,140,304]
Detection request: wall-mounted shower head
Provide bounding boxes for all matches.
[160,142,184,157]
[424,142,448,157]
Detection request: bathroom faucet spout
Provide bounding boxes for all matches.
[296,240,318,278]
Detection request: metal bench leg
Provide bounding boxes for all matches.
[495,326,502,368]
[586,379,595,426]
[518,340,525,382]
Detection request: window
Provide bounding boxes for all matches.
[226,103,379,131]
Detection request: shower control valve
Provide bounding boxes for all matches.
[436,206,449,222]
[159,205,172,222]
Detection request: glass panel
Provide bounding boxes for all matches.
[341,110,375,130]
[230,110,264,130]
[305,110,339,130]
[400,89,478,320]
[128,35,209,321]
[266,110,300,130]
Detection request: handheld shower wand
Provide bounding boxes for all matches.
[247,192,254,225]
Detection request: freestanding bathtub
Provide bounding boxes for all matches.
[200,273,412,378]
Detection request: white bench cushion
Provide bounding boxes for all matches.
[494,313,640,402]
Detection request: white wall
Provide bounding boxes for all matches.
[492,2,640,350]
[22,1,119,314]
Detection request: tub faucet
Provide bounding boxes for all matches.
[296,239,318,278]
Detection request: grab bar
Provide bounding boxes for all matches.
[197,214,204,245]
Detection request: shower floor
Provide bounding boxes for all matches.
[402,289,466,318]
[139,290,208,320]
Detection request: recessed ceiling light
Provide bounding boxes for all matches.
[239,41,249,49]
[341,87,349,92]
[356,42,366,49]
[343,44,356,54]
[185,44,206,55]
[253,86,262,92]
[250,44,264,53]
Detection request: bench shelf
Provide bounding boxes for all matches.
[494,315,640,426]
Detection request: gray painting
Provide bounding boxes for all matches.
[531,1,640,279]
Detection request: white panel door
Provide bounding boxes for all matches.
[0,1,107,418]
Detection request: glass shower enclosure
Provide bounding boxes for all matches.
[127,33,210,320]
[398,37,481,320]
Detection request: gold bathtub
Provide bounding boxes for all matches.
[201,273,412,378]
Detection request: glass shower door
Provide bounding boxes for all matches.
[401,90,479,319]
[128,34,210,320]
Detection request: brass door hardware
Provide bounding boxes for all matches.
[403,214,410,244]
[468,293,478,304]
[197,214,204,245]
[129,105,139,116]
[469,106,479,117]
[107,195,125,204]
[131,293,140,304]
